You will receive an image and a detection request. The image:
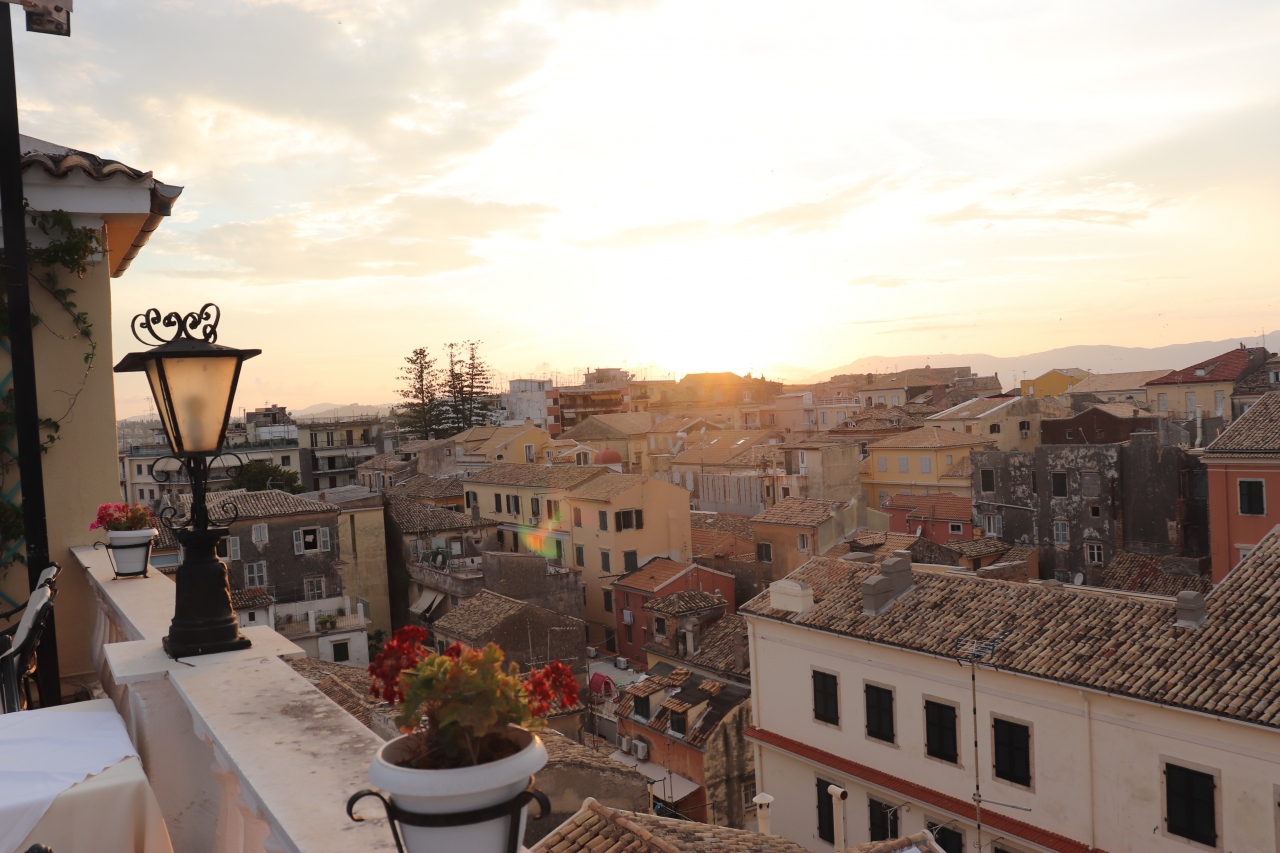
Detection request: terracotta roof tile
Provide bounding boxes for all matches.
[885,493,973,522]
[286,657,379,731]
[432,589,532,642]
[569,473,645,502]
[752,497,844,527]
[684,614,750,677]
[231,588,273,611]
[944,537,1011,558]
[670,431,783,467]
[388,475,465,500]
[1067,370,1173,395]
[1098,552,1212,596]
[385,495,494,534]
[176,489,336,521]
[645,589,724,616]
[1205,392,1280,456]
[560,413,659,440]
[612,558,695,593]
[870,427,994,450]
[1146,346,1266,385]
[469,463,607,490]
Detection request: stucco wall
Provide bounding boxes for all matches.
[336,503,391,636]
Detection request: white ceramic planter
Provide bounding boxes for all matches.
[106,528,157,577]
[368,726,547,853]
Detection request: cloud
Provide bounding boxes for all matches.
[733,174,894,235]
[159,193,552,283]
[930,202,1151,227]
[848,274,910,289]
[929,179,1172,229]
[581,220,712,248]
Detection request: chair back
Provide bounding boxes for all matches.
[36,562,61,589]
[0,585,53,663]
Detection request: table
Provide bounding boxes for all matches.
[7,699,172,853]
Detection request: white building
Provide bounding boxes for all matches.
[742,536,1280,853]
[501,378,554,427]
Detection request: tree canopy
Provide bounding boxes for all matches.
[228,460,302,493]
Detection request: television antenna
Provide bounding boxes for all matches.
[955,630,1028,852]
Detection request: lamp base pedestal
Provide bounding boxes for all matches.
[163,526,252,659]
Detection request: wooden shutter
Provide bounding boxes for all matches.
[228,537,241,561]
[293,529,304,554]
[615,511,623,531]
[634,509,643,529]
[320,527,331,551]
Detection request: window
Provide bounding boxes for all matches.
[310,432,319,448]
[1087,543,1104,564]
[929,823,963,853]
[920,457,932,474]
[280,455,291,468]
[869,798,899,842]
[616,550,636,573]
[949,522,964,535]
[1081,471,1100,497]
[925,701,958,763]
[1090,504,1101,517]
[547,500,560,521]
[505,494,521,515]
[1053,520,1069,546]
[1030,470,1037,493]
[247,611,256,623]
[983,514,1002,537]
[136,463,142,475]
[945,455,953,466]
[1158,392,1169,412]
[743,779,757,811]
[812,670,839,725]
[524,443,535,463]
[227,536,241,561]
[898,456,909,473]
[980,469,995,493]
[1214,389,1225,416]
[865,684,895,743]
[252,523,268,544]
[993,718,1032,786]
[465,490,476,509]
[634,695,650,720]
[494,493,503,513]
[654,616,666,636]
[1018,420,1030,437]
[670,711,687,737]
[531,497,541,517]
[797,533,809,552]
[245,562,266,588]
[304,577,325,601]
[780,486,791,498]
[332,641,350,663]
[1164,762,1217,847]
[1185,391,1196,414]
[574,545,584,567]
[1239,480,1265,515]
[623,622,633,644]
[1051,471,1068,497]
[497,529,505,549]
[293,527,329,554]
[877,455,888,472]
[989,423,1001,434]
[573,507,582,527]
[756,542,773,563]
[616,509,644,530]
[816,779,836,844]
[603,589,613,612]
[554,539,563,561]
[599,510,608,531]
[821,411,827,424]
[326,431,335,447]
[601,550,611,572]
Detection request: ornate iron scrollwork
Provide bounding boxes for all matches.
[131,303,221,346]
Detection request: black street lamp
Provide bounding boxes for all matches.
[114,304,260,658]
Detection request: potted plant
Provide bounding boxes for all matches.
[90,503,158,577]
[350,626,578,853]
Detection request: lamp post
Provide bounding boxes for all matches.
[114,304,260,658]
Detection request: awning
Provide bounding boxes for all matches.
[409,589,443,615]
[608,751,701,802]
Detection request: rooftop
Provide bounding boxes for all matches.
[285,657,379,731]
[568,473,646,502]
[1205,392,1280,456]
[176,489,337,521]
[230,588,274,611]
[744,527,1280,729]
[645,589,724,616]
[689,511,755,541]
[385,495,495,534]
[387,474,466,500]
[1066,369,1174,395]
[1098,552,1213,596]
[752,497,845,528]
[468,462,607,490]
[560,412,659,440]
[432,589,535,642]
[1146,346,1268,385]
[884,493,973,522]
[295,484,381,505]
[869,427,995,450]
[611,557,695,593]
[928,396,1017,420]
[684,613,750,678]
[669,431,781,467]
[944,536,1011,558]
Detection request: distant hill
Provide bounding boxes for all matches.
[292,402,400,418]
[806,332,1280,386]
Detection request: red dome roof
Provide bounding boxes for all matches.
[594,449,623,464]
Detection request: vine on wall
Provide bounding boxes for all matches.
[0,204,103,576]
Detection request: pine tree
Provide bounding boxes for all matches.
[397,347,442,440]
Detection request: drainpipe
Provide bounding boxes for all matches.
[1079,690,1096,850]
[827,785,848,851]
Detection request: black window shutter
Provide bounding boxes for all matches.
[635,509,644,529]
[615,511,623,531]
[815,779,834,843]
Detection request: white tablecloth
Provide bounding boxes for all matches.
[1,699,172,853]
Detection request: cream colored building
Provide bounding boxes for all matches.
[743,534,1280,852]
[926,396,1071,452]
[296,484,392,637]
[0,137,182,692]
[1060,369,1172,409]
[1144,346,1270,424]
[863,427,993,507]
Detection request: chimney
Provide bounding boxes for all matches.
[1175,590,1207,629]
[753,793,775,835]
[827,785,848,851]
[840,551,875,563]
[767,579,814,615]
[862,551,915,616]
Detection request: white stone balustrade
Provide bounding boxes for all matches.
[76,546,395,853]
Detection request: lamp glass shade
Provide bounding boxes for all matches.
[148,355,240,454]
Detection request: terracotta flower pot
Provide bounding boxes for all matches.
[106,528,157,577]
[367,725,547,853]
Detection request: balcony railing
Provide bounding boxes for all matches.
[275,609,368,638]
[75,545,393,853]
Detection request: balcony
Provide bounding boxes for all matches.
[275,606,369,639]
[75,545,394,853]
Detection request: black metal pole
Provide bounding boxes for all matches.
[0,8,60,704]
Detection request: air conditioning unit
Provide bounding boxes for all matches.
[586,646,598,658]
[622,609,634,625]
[618,735,633,752]
[616,656,629,670]
[632,741,649,760]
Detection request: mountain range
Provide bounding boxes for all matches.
[803,332,1280,387]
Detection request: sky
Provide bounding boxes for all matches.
[11,1,1280,417]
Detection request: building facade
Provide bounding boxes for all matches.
[1202,392,1280,582]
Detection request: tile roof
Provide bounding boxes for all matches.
[387,474,466,500]
[944,537,1011,558]
[847,532,928,560]
[611,558,693,593]
[1066,370,1173,395]
[231,588,274,611]
[286,657,379,731]
[689,512,755,541]
[1205,392,1280,456]
[1098,552,1212,596]
[684,613,749,677]
[357,450,412,473]
[1003,544,1036,563]
[386,495,495,534]
[1087,402,1153,419]
[743,527,1280,729]
[752,497,844,527]
[530,797,809,853]
[295,484,382,505]
[928,396,1017,420]
[649,417,720,434]
[645,589,724,616]
[540,731,650,780]
[432,589,531,642]
[1146,346,1267,385]
[560,412,659,440]
[885,493,973,522]
[669,431,781,467]
[869,427,994,450]
[153,524,180,553]
[177,489,337,521]
[1233,357,1280,395]
[468,463,607,490]
[942,455,973,479]
[568,473,645,502]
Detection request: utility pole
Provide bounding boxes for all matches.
[0,3,68,705]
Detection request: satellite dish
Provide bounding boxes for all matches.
[1073,573,1085,586]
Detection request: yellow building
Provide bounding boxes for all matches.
[297,485,393,637]
[452,422,553,472]
[557,412,659,473]
[1019,368,1090,399]
[863,427,994,507]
